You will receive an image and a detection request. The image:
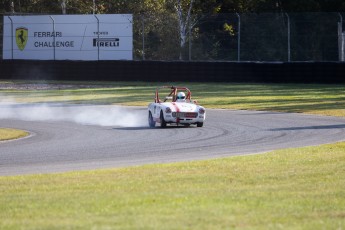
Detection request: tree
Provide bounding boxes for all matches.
[171,0,196,60]
[2,0,344,61]
[60,0,67,14]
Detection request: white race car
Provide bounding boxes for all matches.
[148,86,206,128]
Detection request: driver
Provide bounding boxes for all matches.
[176,92,186,102]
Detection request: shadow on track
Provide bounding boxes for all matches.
[269,124,345,131]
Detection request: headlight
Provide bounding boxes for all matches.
[165,107,172,113]
[199,108,205,114]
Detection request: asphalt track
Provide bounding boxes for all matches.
[1,105,345,176]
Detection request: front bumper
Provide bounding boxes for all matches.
[164,113,205,124]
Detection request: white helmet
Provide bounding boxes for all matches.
[176,92,186,101]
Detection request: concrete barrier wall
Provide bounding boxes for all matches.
[0,60,344,83]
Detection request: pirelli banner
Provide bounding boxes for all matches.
[3,14,133,60]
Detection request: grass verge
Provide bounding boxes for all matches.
[1,142,344,229]
[1,80,345,117]
[1,80,345,229]
[0,128,28,141]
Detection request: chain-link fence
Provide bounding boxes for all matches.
[1,12,345,61]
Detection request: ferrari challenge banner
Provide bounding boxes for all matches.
[2,14,133,60]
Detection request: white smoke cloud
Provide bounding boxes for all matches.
[0,98,147,127]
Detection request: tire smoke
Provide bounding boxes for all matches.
[0,100,147,127]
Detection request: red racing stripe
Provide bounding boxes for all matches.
[172,102,180,123]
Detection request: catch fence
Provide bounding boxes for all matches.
[1,12,345,61]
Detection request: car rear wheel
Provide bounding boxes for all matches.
[160,111,167,128]
[197,122,204,127]
[148,112,156,128]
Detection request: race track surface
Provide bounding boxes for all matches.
[1,105,345,176]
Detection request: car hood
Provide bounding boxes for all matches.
[162,102,200,112]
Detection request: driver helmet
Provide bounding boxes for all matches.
[176,92,186,101]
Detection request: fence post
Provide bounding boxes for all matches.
[285,13,291,62]
[343,33,345,62]
[8,16,13,59]
[189,17,192,61]
[94,15,100,61]
[236,13,241,62]
[142,15,145,60]
[338,13,344,62]
[50,16,56,60]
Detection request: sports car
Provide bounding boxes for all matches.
[148,86,206,128]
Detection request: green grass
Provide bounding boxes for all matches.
[1,80,345,117]
[0,128,28,141]
[1,142,344,229]
[1,80,345,229]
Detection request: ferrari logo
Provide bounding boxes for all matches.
[16,27,28,51]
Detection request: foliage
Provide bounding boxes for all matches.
[2,0,345,16]
[1,1,344,61]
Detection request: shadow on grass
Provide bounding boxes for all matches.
[3,82,345,116]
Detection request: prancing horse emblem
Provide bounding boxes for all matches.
[16,27,28,51]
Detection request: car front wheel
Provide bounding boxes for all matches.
[197,122,204,127]
[160,111,167,128]
[148,112,156,128]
